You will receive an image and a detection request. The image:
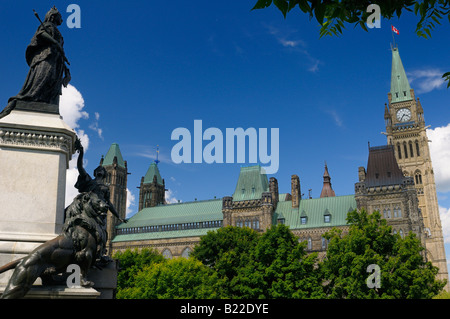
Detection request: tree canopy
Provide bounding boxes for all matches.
[114,210,446,299]
[191,224,324,298]
[322,209,446,298]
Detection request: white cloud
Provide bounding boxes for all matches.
[126,188,136,218]
[60,84,89,129]
[325,109,344,127]
[264,24,321,73]
[439,206,450,244]
[407,69,446,94]
[165,189,180,204]
[278,38,306,48]
[89,111,103,139]
[60,84,92,206]
[427,124,450,193]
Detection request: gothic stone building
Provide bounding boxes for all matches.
[105,46,448,285]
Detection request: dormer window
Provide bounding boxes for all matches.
[403,91,407,96]
[301,216,307,225]
[324,209,331,223]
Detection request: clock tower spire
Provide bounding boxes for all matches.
[384,46,448,287]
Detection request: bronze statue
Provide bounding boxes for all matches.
[0,139,127,298]
[0,6,71,119]
[74,137,128,258]
[0,192,107,299]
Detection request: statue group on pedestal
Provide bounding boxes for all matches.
[0,138,127,299]
[0,7,127,298]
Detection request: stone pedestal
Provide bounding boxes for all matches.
[0,285,101,299]
[87,260,119,299]
[0,108,77,285]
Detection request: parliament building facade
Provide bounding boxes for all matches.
[100,47,448,286]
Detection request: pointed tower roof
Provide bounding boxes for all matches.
[143,162,164,185]
[365,145,404,187]
[320,162,336,198]
[102,143,126,168]
[390,47,413,103]
[232,165,269,201]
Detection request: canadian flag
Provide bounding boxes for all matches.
[392,25,399,35]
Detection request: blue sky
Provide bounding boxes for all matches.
[1,1,450,270]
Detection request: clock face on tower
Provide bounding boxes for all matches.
[396,108,411,122]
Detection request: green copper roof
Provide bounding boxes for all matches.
[143,162,163,185]
[390,47,413,103]
[117,199,222,229]
[112,227,220,242]
[274,195,356,229]
[102,143,125,168]
[112,199,223,242]
[232,165,269,201]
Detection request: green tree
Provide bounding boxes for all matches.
[254,224,324,298]
[252,0,450,87]
[113,248,164,290]
[191,224,323,298]
[116,257,223,299]
[190,226,262,298]
[321,209,446,298]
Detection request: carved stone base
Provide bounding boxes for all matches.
[0,109,76,285]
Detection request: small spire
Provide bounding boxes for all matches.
[154,145,160,165]
[320,162,335,198]
[323,161,330,178]
[384,103,390,119]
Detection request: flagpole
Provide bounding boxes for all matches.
[391,25,396,48]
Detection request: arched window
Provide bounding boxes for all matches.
[181,247,192,258]
[399,229,404,238]
[415,171,423,184]
[308,237,312,250]
[321,237,327,250]
[397,143,402,159]
[403,143,408,159]
[409,142,414,157]
[162,249,173,259]
[415,141,420,156]
[252,217,260,230]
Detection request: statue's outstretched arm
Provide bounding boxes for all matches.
[107,199,127,223]
[74,138,88,177]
